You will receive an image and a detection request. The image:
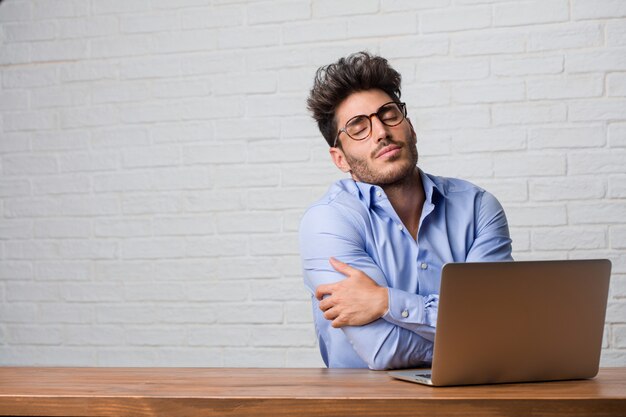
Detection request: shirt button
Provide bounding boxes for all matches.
[420,263,428,270]
[401,310,409,318]
[376,191,382,198]
[398,224,404,231]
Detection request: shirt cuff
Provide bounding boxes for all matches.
[382,287,438,341]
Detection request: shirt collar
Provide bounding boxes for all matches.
[351,168,444,208]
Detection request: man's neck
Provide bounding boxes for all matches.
[381,168,425,240]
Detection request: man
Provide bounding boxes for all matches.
[299,52,513,370]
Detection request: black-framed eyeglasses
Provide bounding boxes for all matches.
[334,101,407,147]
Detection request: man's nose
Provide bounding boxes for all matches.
[370,115,389,143]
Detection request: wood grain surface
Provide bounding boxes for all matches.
[1,367,625,416]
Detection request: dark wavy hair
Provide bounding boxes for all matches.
[306,51,402,147]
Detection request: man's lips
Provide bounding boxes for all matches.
[375,144,401,159]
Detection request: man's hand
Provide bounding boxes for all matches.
[315,257,389,328]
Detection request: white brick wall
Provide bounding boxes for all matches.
[0,0,625,367]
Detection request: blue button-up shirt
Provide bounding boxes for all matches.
[299,169,513,370]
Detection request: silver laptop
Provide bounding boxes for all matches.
[389,259,611,387]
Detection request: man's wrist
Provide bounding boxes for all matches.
[378,286,389,318]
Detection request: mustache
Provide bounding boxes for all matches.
[370,138,401,158]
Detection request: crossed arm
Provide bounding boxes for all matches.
[316,257,389,328]
[300,204,436,370]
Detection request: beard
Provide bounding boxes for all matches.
[344,134,419,186]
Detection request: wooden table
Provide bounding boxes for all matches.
[1,367,625,416]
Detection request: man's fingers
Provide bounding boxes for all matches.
[315,283,332,300]
[329,257,356,276]
[323,307,338,321]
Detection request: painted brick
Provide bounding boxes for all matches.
[58,151,121,173]
[347,13,417,38]
[120,11,180,33]
[528,75,603,100]
[609,123,626,148]
[0,1,32,22]
[283,20,347,44]
[124,284,184,302]
[530,177,605,201]
[569,150,626,175]
[0,180,31,198]
[31,39,89,62]
[572,0,626,20]
[182,5,244,29]
[421,6,491,33]
[569,100,626,122]
[3,110,57,132]
[608,73,626,97]
[215,257,281,280]
[528,22,602,52]
[312,0,378,18]
[494,153,566,177]
[251,325,315,347]
[92,0,151,15]
[609,175,626,198]
[218,26,280,49]
[418,106,490,130]
[58,16,118,39]
[0,43,31,65]
[184,282,248,302]
[492,103,567,125]
[380,35,448,59]
[217,303,283,324]
[381,0,450,12]
[452,80,525,104]
[66,325,123,346]
[183,190,246,212]
[611,226,626,249]
[32,174,91,195]
[94,219,152,238]
[185,236,249,258]
[214,165,280,188]
[417,57,489,81]
[494,0,569,27]
[215,212,282,234]
[566,48,626,73]
[222,348,284,367]
[3,154,58,176]
[0,262,33,280]
[36,261,92,281]
[452,31,525,56]
[607,21,626,46]
[505,205,568,227]
[188,326,249,346]
[182,143,247,165]
[213,72,276,95]
[569,202,626,225]
[34,219,92,238]
[152,216,216,236]
[450,128,526,153]
[532,227,606,250]
[31,86,90,109]
[3,21,56,42]
[492,55,563,76]
[528,126,605,149]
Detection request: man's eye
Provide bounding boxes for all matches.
[347,118,369,135]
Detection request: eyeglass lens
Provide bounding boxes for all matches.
[345,102,405,140]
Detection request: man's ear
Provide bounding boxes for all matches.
[329,146,351,173]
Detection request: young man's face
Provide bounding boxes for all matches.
[330,89,418,186]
